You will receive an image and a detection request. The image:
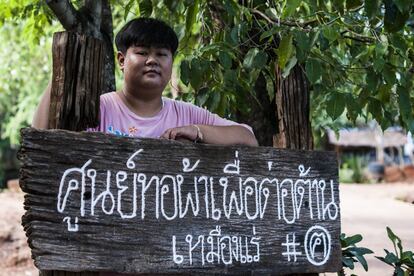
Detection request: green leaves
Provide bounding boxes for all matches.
[139,0,153,17]
[283,0,302,17]
[282,56,298,78]
[190,58,209,90]
[180,60,191,86]
[294,31,310,61]
[243,48,268,70]
[243,48,258,69]
[341,233,373,272]
[341,233,363,247]
[383,64,396,85]
[346,0,363,10]
[218,51,232,69]
[259,26,280,42]
[386,227,403,254]
[368,97,383,122]
[3,0,414,148]
[376,227,414,275]
[394,0,413,13]
[384,0,410,33]
[124,0,135,20]
[364,0,381,19]
[366,68,381,91]
[332,0,346,14]
[322,26,340,42]
[264,72,275,101]
[398,85,414,132]
[305,58,322,84]
[390,33,408,55]
[185,0,199,34]
[327,93,346,120]
[345,93,361,123]
[276,34,293,69]
[0,17,52,144]
[180,58,210,91]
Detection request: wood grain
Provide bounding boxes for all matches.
[19,128,342,275]
[49,32,103,131]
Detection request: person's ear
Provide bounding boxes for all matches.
[117,51,126,72]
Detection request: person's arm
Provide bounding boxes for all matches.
[160,125,258,146]
[32,82,51,129]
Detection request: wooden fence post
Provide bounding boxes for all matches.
[40,31,104,276]
[49,31,104,131]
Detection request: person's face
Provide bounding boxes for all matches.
[118,45,173,93]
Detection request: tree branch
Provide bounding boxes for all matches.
[251,9,317,30]
[343,35,374,44]
[46,0,79,31]
[341,30,376,43]
[251,9,273,25]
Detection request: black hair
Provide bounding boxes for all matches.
[115,17,179,55]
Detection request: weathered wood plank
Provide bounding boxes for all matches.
[19,128,342,275]
[49,32,104,131]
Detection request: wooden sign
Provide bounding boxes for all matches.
[19,128,341,275]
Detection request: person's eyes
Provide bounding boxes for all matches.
[157,51,168,57]
[136,51,147,55]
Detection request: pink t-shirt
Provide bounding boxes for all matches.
[91,92,252,138]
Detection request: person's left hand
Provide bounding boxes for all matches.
[160,126,198,141]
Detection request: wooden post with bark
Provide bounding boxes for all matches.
[49,31,104,131]
[36,1,114,274]
[20,128,341,275]
[46,0,115,93]
[40,31,104,276]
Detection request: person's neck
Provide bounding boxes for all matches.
[119,87,164,117]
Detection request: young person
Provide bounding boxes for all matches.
[32,17,258,147]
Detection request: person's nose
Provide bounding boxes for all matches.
[145,53,158,66]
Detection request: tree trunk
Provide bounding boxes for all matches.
[46,0,115,92]
[274,64,313,150]
[237,64,313,150]
[100,0,116,92]
[237,62,316,276]
[273,64,316,276]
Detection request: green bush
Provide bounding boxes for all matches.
[339,233,373,275]
[376,227,414,276]
[339,155,368,183]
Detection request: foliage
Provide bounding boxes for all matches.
[339,154,369,183]
[376,227,414,276]
[0,14,58,182]
[146,0,414,131]
[0,0,55,47]
[339,233,373,275]
[0,0,59,148]
[0,21,58,145]
[0,0,413,144]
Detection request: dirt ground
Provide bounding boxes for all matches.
[0,190,37,276]
[0,182,413,276]
[339,182,414,276]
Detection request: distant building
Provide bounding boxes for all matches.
[327,127,409,166]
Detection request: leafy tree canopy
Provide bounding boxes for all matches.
[0,0,413,145]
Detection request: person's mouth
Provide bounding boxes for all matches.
[143,69,161,75]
